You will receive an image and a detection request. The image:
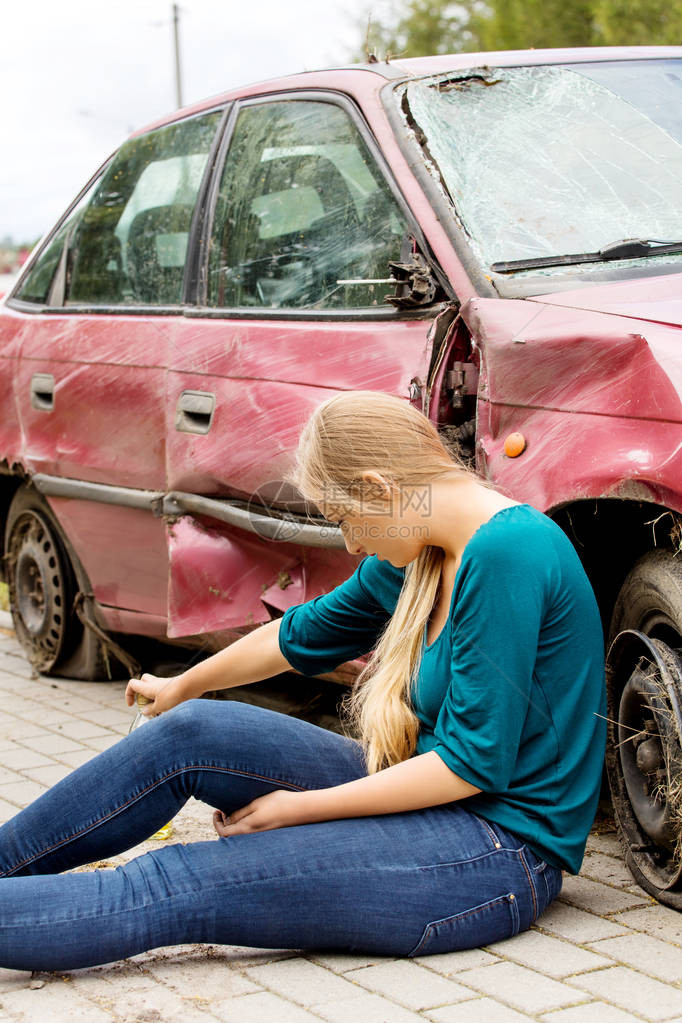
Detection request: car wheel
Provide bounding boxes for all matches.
[606,551,682,909]
[5,486,108,680]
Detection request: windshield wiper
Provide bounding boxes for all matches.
[491,238,682,274]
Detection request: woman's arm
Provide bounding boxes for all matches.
[126,618,291,714]
[127,554,399,716]
[214,751,481,836]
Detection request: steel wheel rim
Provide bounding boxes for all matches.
[7,510,67,670]
[608,630,682,892]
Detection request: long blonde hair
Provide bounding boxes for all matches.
[285,390,478,773]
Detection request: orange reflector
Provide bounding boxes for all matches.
[504,432,527,457]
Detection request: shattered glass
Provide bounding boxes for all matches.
[398,63,682,276]
[207,101,408,310]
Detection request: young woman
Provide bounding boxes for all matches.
[0,391,606,971]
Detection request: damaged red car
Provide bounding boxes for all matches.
[1,46,682,907]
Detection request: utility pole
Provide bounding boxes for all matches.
[172,3,183,109]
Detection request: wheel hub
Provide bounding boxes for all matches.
[15,543,50,636]
[6,510,67,671]
[636,736,664,775]
[619,665,680,850]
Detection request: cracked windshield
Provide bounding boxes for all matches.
[397,60,682,281]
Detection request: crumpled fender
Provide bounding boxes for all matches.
[461,296,682,513]
[166,515,359,639]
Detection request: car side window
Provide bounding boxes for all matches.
[15,177,102,306]
[17,110,222,309]
[207,100,409,311]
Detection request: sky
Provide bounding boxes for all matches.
[1,0,395,244]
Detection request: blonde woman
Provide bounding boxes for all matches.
[0,391,605,969]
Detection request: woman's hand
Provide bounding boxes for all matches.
[212,752,481,839]
[214,753,480,839]
[213,790,308,837]
[125,672,186,717]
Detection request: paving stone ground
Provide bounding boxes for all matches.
[0,616,679,1022]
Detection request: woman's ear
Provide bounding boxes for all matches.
[360,471,397,507]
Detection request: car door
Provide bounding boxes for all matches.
[165,94,436,640]
[12,107,224,624]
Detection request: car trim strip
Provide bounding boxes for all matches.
[31,474,345,549]
[162,492,344,548]
[7,301,419,322]
[32,475,163,509]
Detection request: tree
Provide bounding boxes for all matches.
[357,0,682,58]
[358,0,487,60]
[474,0,595,50]
[593,0,682,44]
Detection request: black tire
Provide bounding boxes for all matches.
[609,550,682,650]
[607,551,682,910]
[5,486,108,680]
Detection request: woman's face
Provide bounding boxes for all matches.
[322,489,428,568]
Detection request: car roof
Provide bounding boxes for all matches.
[131,45,682,138]
[389,44,682,74]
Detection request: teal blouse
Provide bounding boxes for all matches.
[277,504,606,874]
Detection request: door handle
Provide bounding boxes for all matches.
[174,390,216,434]
[30,373,55,411]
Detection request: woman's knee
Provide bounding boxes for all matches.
[150,698,280,758]
[154,697,244,746]
[142,698,367,793]
[150,698,209,744]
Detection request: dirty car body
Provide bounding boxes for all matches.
[1,47,682,906]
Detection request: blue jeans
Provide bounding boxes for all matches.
[0,700,562,971]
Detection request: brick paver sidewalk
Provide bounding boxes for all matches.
[0,616,679,1022]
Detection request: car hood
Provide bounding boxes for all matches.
[528,271,682,329]
[463,275,682,429]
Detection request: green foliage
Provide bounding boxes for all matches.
[391,0,486,56]
[592,0,682,45]
[475,0,595,50]
[358,0,682,59]
[358,0,484,59]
